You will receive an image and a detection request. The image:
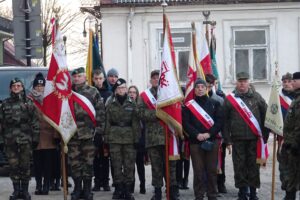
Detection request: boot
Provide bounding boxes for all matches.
[139,181,146,194]
[249,187,258,200]
[124,184,135,200]
[130,181,135,193]
[71,178,82,200]
[49,179,55,191]
[42,179,50,195]
[283,191,296,200]
[151,187,162,200]
[34,178,43,195]
[102,181,111,191]
[9,181,20,200]
[177,179,183,189]
[182,178,189,190]
[21,181,31,200]
[83,179,93,200]
[237,187,248,200]
[170,186,180,200]
[54,178,61,191]
[112,184,123,199]
[92,178,101,192]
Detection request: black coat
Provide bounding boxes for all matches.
[183,96,223,144]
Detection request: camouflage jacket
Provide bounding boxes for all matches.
[137,87,165,148]
[104,95,139,144]
[283,89,300,149]
[72,83,105,140]
[223,88,268,144]
[0,92,39,144]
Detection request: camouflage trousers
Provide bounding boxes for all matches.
[286,153,300,191]
[5,142,31,182]
[110,144,136,186]
[147,145,177,188]
[68,138,95,179]
[278,145,289,190]
[232,140,260,188]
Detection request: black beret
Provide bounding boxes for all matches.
[72,67,85,75]
[112,78,126,92]
[236,72,249,80]
[194,78,207,87]
[205,74,216,84]
[292,72,300,80]
[10,77,23,88]
[150,70,160,78]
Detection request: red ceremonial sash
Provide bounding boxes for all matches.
[140,89,157,110]
[227,93,268,165]
[185,99,214,130]
[279,92,292,111]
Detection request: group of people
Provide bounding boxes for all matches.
[0,66,299,200]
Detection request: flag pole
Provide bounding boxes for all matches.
[162,1,170,200]
[271,62,279,200]
[61,141,68,200]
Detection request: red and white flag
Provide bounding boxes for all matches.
[43,19,96,146]
[184,41,197,104]
[195,26,212,74]
[156,14,184,160]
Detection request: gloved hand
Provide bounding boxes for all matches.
[32,141,38,150]
[93,134,103,147]
[54,138,61,146]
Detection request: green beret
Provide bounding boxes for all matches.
[236,72,249,80]
[72,67,85,75]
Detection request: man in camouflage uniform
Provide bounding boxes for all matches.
[70,67,105,200]
[137,70,179,200]
[281,72,300,200]
[0,78,39,200]
[277,72,294,199]
[105,78,139,200]
[223,72,268,200]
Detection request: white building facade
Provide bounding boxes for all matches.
[95,1,300,97]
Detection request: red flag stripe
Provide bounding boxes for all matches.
[73,92,96,126]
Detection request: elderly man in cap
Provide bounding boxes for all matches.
[104,78,139,200]
[137,70,180,200]
[70,67,105,200]
[277,72,295,199]
[281,72,300,200]
[223,72,268,200]
[0,78,39,200]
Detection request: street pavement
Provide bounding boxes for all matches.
[0,140,295,199]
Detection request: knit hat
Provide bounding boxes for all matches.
[292,72,300,80]
[112,78,126,92]
[107,68,119,77]
[33,72,46,88]
[194,78,207,87]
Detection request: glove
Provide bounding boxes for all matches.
[54,138,61,146]
[93,134,103,147]
[32,141,38,150]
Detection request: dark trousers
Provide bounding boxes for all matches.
[217,142,226,185]
[33,149,56,184]
[93,145,110,185]
[176,159,190,183]
[52,147,61,181]
[232,140,260,188]
[135,150,146,184]
[190,142,218,199]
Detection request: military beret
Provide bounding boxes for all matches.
[10,77,23,88]
[150,70,160,78]
[194,78,207,87]
[281,72,293,81]
[107,68,119,77]
[112,78,126,92]
[71,67,85,75]
[292,72,300,80]
[236,72,249,80]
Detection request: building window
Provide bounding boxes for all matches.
[158,31,191,84]
[233,28,269,82]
